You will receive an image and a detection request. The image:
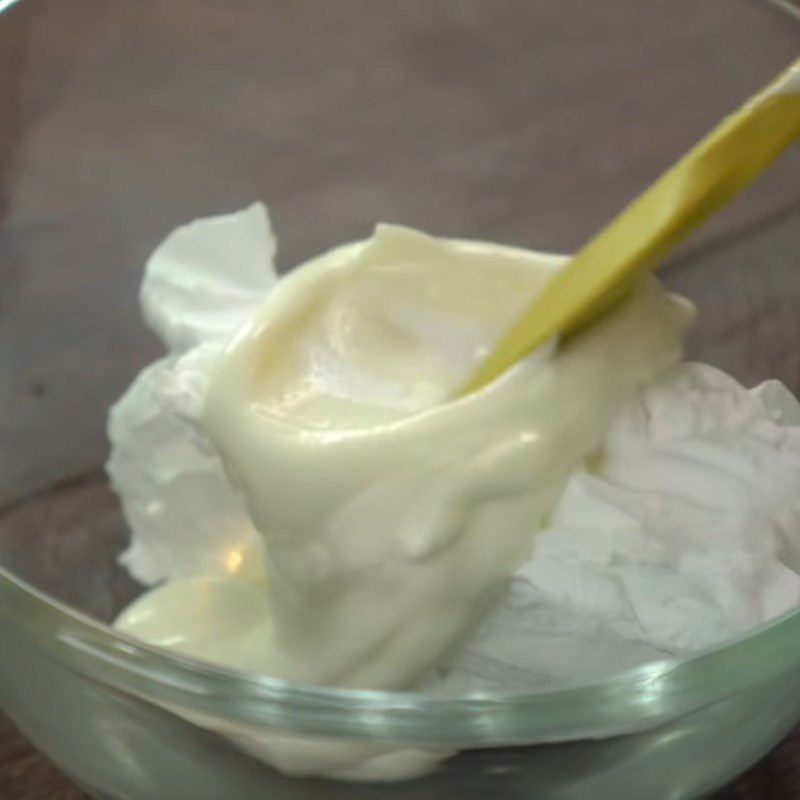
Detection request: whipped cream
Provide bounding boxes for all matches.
[108,205,800,778]
[435,363,800,692]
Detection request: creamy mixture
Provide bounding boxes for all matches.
[108,204,800,777]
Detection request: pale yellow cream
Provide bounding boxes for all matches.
[180,224,692,690]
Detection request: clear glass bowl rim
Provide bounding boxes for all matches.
[4,563,800,746]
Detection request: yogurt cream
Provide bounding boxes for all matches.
[198,219,691,690]
[107,204,800,775]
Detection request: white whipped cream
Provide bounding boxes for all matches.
[434,363,800,693]
[108,205,800,779]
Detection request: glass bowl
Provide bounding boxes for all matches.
[7,561,800,799]
[2,2,800,798]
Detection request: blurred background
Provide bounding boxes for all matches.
[1,1,799,506]
[0,1,798,797]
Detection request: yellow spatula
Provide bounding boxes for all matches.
[459,57,800,396]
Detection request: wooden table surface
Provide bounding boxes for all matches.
[0,1,799,797]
